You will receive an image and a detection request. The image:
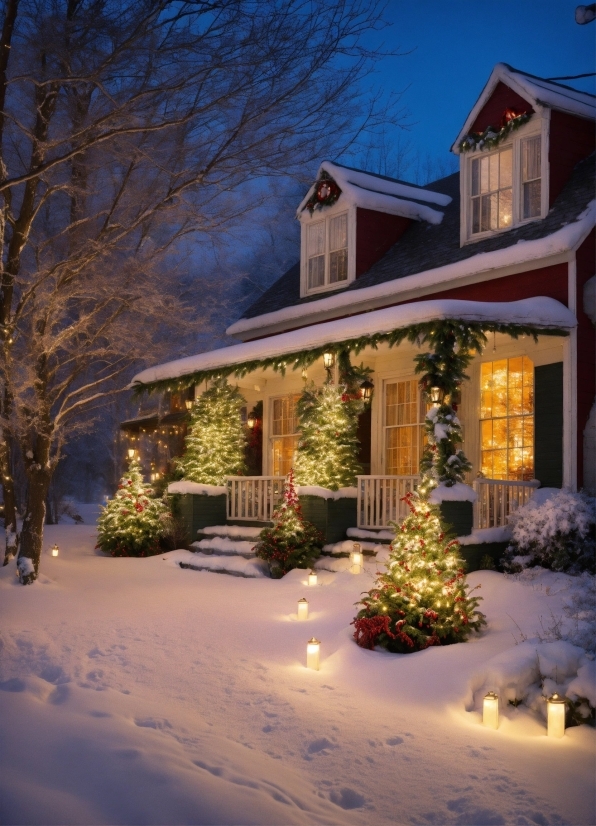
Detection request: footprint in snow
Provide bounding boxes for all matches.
[329,788,366,810]
[385,736,404,746]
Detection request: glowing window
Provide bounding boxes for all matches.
[270,395,300,476]
[480,356,534,481]
[384,379,426,475]
[471,147,513,234]
[306,213,348,291]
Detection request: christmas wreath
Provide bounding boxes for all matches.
[304,171,341,214]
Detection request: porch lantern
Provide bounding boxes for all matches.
[308,570,318,586]
[322,352,335,370]
[51,544,59,557]
[430,386,444,404]
[185,399,193,411]
[360,379,374,402]
[247,408,258,429]
[307,637,321,670]
[297,597,309,621]
[547,693,566,738]
[127,448,136,459]
[483,691,499,729]
[350,543,363,573]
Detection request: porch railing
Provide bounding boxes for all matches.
[473,478,540,529]
[227,476,285,522]
[357,475,419,529]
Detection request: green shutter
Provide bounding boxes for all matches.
[534,362,563,488]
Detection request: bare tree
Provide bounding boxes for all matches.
[0,0,400,582]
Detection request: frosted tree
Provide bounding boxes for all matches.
[176,380,247,485]
[96,459,169,557]
[0,0,398,582]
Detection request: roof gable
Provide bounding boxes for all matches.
[452,63,596,152]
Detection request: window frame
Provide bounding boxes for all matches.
[381,376,427,476]
[460,114,548,246]
[300,203,356,297]
[269,393,301,477]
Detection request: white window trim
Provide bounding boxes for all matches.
[460,110,550,247]
[299,202,356,297]
[267,393,300,476]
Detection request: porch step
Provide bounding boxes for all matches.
[166,549,268,578]
[196,524,263,543]
[191,536,256,558]
[347,527,394,545]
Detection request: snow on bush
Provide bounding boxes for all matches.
[503,488,595,574]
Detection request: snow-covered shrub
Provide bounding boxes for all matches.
[503,489,595,574]
[562,572,596,655]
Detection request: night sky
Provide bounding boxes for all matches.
[368,1,595,165]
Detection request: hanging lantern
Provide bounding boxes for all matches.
[127,448,136,459]
[308,570,318,587]
[430,386,444,404]
[185,399,193,411]
[306,637,321,670]
[360,379,374,402]
[547,693,566,738]
[483,691,499,729]
[51,544,59,557]
[350,543,363,574]
[322,352,335,370]
[247,408,258,429]
[297,598,309,621]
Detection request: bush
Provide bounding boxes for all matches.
[503,489,595,574]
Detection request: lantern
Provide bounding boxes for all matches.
[483,691,499,729]
[322,352,335,370]
[308,570,318,587]
[185,399,193,411]
[430,386,444,404]
[297,598,309,621]
[247,408,258,429]
[547,693,566,738]
[360,379,374,402]
[51,544,59,557]
[307,638,321,670]
[127,448,136,459]
[350,543,363,574]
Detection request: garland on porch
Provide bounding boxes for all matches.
[132,319,565,398]
[458,109,532,153]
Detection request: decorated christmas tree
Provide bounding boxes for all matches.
[253,469,323,578]
[418,402,472,497]
[352,492,485,651]
[97,459,169,557]
[294,379,362,490]
[176,378,247,485]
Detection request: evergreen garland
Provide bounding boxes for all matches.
[253,470,323,577]
[352,492,486,652]
[176,378,247,485]
[459,110,531,153]
[419,403,471,494]
[97,459,169,557]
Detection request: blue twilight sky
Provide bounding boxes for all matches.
[363,0,595,170]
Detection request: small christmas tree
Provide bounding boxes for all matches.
[254,469,323,578]
[176,378,247,485]
[294,381,362,490]
[97,459,169,557]
[352,492,485,652]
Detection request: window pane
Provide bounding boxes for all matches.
[329,249,348,283]
[522,137,541,181]
[329,213,347,251]
[307,222,325,257]
[385,380,423,475]
[480,156,489,193]
[499,148,512,188]
[523,180,541,219]
[489,153,499,192]
[308,255,325,289]
[498,188,512,227]
[471,159,480,196]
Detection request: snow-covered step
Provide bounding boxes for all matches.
[347,527,393,544]
[166,549,268,578]
[197,524,263,541]
[191,536,256,558]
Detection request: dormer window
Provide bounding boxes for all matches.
[471,146,512,234]
[307,213,348,289]
[521,136,541,219]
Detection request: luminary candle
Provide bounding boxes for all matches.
[547,693,566,738]
[350,543,363,573]
[308,570,318,587]
[51,544,59,557]
[307,638,321,670]
[483,691,499,729]
[297,598,309,621]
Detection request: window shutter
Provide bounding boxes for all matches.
[534,362,563,488]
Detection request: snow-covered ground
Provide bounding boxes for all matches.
[0,509,594,826]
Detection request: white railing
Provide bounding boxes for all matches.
[357,475,419,529]
[473,478,540,529]
[227,476,285,522]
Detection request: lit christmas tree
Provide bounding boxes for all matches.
[294,381,362,490]
[176,378,246,485]
[254,469,323,577]
[353,492,485,652]
[97,458,169,557]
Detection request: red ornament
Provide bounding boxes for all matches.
[501,107,525,127]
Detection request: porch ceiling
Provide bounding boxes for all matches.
[131,296,576,393]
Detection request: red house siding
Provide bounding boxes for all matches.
[470,81,534,134]
[356,209,411,278]
[548,111,596,206]
[576,229,595,488]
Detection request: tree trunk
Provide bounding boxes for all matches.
[0,436,19,564]
[17,461,51,585]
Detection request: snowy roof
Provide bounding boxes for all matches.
[296,161,451,225]
[234,153,595,336]
[452,63,596,152]
[131,297,575,388]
